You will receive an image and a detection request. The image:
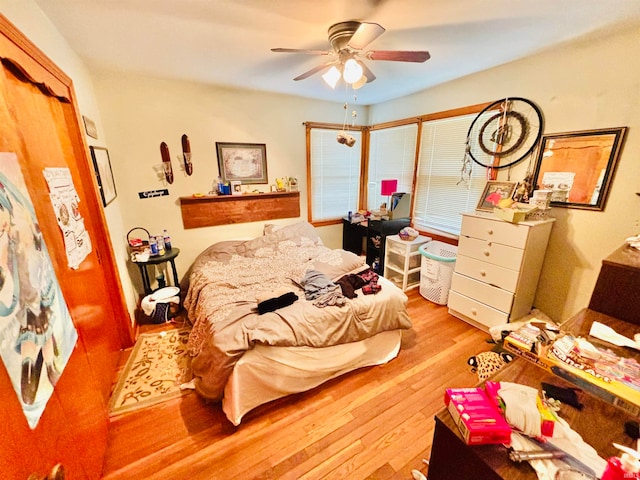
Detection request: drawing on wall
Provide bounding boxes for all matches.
[43,167,92,269]
[0,152,78,429]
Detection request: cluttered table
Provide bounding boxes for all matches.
[427,308,640,479]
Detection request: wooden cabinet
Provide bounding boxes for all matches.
[589,244,640,325]
[448,212,554,332]
[383,234,430,291]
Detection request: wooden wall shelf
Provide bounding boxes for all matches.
[179,191,300,229]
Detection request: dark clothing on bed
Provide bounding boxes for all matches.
[336,268,381,298]
[257,291,299,314]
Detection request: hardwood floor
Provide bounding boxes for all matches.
[102,290,491,480]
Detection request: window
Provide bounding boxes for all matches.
[308,127,362,223]
[413,112,487,235]
[367,124,418,210]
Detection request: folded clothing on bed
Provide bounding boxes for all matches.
[256,287,299,314]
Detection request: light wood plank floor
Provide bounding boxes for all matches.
[102,289,491,480]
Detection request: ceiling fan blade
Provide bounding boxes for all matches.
[346,22,385,50]
[368,50,431,62]
[271,48,330,55]
[293,62,335,81]
[361,62,376,83]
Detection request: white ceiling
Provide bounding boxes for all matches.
[35,0,640,105]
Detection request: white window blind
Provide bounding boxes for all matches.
[413,113,487,234]
[310,128,362,222]
[367,124,418,210]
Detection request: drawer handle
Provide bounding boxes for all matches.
[483,250,490,257]
[487,229,494,235]
[471,308,478,316]
[480,270,486,277]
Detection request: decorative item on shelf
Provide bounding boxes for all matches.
[160,142,173,184]
[275,177,287,192]
[181,134,193,176]
[398,226,419,241]
[231,180,242,195]
[288,177,299,192]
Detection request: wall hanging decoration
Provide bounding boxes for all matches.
[181,134,193,176]
[216,142,268,184]
[0,152,78,429]
[160,141,174,184]
[82,115,98,139]
[43,167,93,269]
[531,127,627,211]
[89,146,117,206]
[464,98,544,174]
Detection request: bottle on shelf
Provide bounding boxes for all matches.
[156,235,165,256]
[163,229,172,250]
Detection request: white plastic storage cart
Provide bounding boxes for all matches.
[418,241,458,304]
[383,234,431,291]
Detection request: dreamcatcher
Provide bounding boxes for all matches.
[460,97,543,201]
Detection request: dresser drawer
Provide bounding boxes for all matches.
[454,255,519,292]
[451,273,514,313]
[457,235,524,270]
[461,214,530,248]
[448,290,510,329]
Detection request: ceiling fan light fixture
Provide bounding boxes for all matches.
[322,65,341,88]
[351,74,367,90]
[343,58,363,84]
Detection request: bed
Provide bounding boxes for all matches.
[184,221,412,425]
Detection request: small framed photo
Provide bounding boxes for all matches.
[216,142,268,184]
[231,180,242,195]
[90,146,117,207]
[476,181,517,212]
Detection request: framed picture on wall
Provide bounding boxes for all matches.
[216,142,268,184]
[476,181,516,212]
[90,146,117,207]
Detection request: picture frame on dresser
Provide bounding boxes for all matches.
[476,181,516,212]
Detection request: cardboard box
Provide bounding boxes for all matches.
[444,388,512,445]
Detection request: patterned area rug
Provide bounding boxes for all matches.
[109,328,192,416]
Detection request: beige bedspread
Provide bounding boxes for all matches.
[184,221,412,401]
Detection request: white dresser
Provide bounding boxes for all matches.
[448,212,555,332]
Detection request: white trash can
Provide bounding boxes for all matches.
[418,241,457,305]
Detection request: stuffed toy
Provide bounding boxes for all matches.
[467,351,514,381]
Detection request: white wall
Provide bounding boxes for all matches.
[90,70,357,292]
[371,25,640,322]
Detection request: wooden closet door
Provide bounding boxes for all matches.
[0,16,131,479]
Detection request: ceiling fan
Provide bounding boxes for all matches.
[271,21,430,89]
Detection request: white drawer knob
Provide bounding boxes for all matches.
[471,308,477,315]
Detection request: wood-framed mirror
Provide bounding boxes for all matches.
[531,127,627,211]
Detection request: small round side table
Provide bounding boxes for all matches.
[133,248,180,295]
